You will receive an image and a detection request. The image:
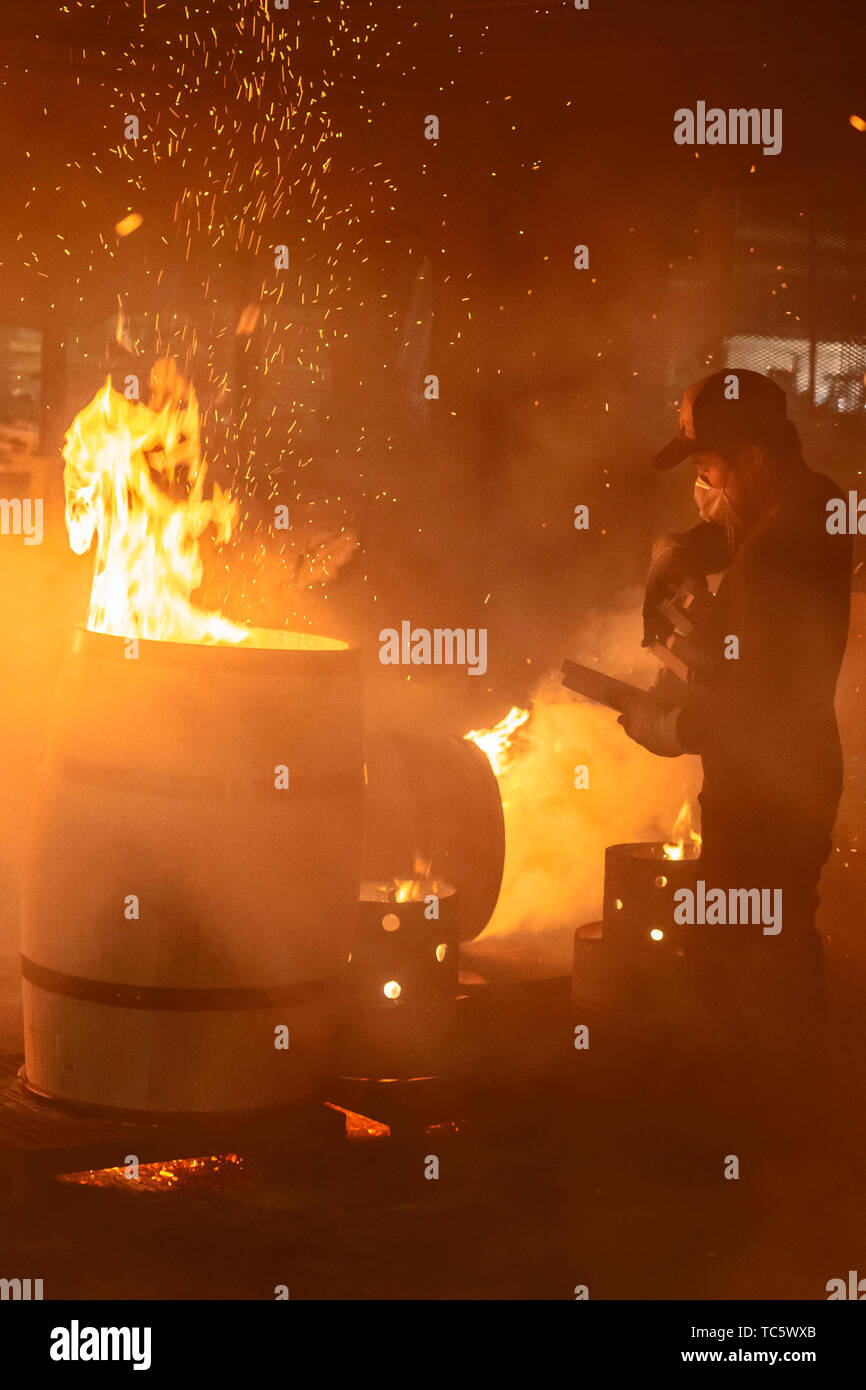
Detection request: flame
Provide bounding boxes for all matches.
[62,360,249,644]
[363,869,449,905]
[394,854,433,903]
[464,705,530,777]
[663,799,702,861]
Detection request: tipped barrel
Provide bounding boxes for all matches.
[361,729,505,942]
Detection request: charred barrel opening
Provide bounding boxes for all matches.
[361,729,505,942]
[21,625,363,1116]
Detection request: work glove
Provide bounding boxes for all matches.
[618,690,684,758]
[642,535,694,647]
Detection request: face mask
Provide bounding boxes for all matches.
[693,476,743,533]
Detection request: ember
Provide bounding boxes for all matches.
[60,1154,243,1192]
[324,1103,390,1142]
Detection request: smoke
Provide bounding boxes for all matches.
[479,590,701,945]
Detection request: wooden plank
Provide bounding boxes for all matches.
[561,659,643,713]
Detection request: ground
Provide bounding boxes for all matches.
[1,956,865,1300]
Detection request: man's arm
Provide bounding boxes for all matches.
[663,521,731,577]
[643,522,729,646]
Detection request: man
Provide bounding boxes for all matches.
[620,369,851,1122]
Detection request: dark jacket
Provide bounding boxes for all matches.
[674,463,851,884]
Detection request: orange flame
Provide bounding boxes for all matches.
[663,799,702,861]
[464,705,530,777]
[62,360,248,645]
[394,855,434,903]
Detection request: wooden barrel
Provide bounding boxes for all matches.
[21,625,363,1115]
[361,730,505,942]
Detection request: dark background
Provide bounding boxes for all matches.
[2,0,865,692]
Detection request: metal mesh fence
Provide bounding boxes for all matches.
[723,186,866,411]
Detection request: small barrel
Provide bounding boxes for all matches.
[335,881,459,1079]
[361,729,505,942]
[21,625,363,1115]
[603,842,699,953]
[346,880,460,1009]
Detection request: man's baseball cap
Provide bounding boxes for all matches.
[653,369,788,470]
